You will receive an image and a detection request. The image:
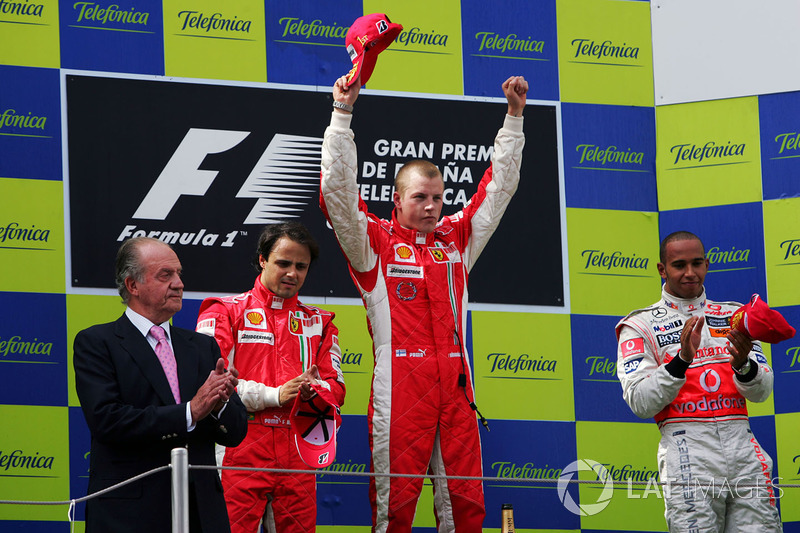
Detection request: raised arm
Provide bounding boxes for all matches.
[502,75,528,117]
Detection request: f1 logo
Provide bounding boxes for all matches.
[133,129,249,220]
[133,128,322,224]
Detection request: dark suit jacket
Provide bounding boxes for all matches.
[74,313,247,533]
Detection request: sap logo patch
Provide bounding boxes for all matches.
[196,318,215,336]
[755,353,768,365]
[238,331,275,344]
[657,332,681,347]
[244,308,267,329]
[620,338,645,358]
[624,357,643,374]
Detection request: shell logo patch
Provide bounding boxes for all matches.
[246,311,264,325]
[393,243,416,263]
[244,308,267,329]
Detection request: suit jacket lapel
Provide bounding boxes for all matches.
[115,314,179,406]
[171,326,200,404]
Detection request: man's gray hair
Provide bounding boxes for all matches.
[115,237,167,304]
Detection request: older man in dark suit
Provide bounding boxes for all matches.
[74,237,247,532]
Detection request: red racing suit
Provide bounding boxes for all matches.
[196,277,345,533]
[616,288,782,532]
[320,110,524,532]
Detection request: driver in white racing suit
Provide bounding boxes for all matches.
[616,231,782,532]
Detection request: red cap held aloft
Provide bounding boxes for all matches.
[344,13,403,88]
[731,294,796,344]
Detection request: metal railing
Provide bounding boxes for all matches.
[1,448,797,533]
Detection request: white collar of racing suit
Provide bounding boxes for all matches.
[661,285,706,315]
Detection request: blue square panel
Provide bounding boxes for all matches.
[759,90,800,201]
[58,0,165,74]
[769,305,800,415]
[0,291,67,406]
[572,314,650,423]
[562,102,656,211]
[0,66,61,181]
[482,419,579,530]
[265,0,363,86]
[461,0,559,101]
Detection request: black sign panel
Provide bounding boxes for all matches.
[67,75,563,306]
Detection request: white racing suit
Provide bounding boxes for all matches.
[616,287,782,532]
[320,110,524,532]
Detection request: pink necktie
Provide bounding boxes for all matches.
[150,325,181,403]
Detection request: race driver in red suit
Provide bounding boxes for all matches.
[196,222,345,533]
[320,74,528,532]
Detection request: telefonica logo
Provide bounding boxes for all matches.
[395,27,448,48]
[786,346,800,369]
[670,141,746,166]
[73,2,149,25]
[340,348,363,367]
[487,353,557,374]
[575,144,645,167]
[0,0,44,17]
[490,461,561,480]
[0,449,54,472]
[570,39,639,61]
[277,17,347,40]
[778,239,800,262]
[585,356,616,378]
[0,222,50,244]
[318,458,367,478]
[177,10,252,34]
[596,463,659,483]
[0,109,46,131]
[0,335,53,358]
[581,250,649,272]
[473,32,545,55]
[773,132,800,155]
[706,246,750,266]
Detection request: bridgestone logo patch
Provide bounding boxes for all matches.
[387,264,423,278]
[238,331,274,344]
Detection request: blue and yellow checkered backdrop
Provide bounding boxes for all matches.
[2,1,800,531]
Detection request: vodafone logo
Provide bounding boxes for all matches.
[620,338,644,358]
[700,368,721,393]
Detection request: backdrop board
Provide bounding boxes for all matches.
[66,74,564,306]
